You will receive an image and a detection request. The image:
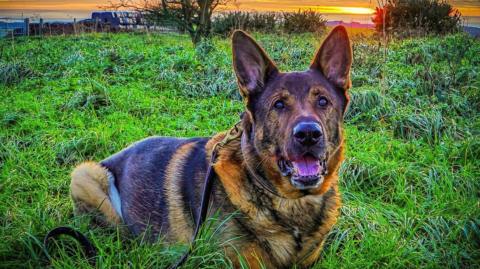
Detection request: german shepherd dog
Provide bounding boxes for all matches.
[70,26,352,268]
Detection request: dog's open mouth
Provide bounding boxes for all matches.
[278,153,328,190]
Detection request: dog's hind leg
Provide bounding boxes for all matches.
[70,161,121,226]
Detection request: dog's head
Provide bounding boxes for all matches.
[232,26,352,198]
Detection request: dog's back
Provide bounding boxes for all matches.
[71,136,211,241]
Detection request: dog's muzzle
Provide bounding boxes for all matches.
[278,154,328,190]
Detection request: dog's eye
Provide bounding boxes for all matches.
[318,97,328,107]
[274,100,285,110]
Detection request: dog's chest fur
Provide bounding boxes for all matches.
[214,149,341,268]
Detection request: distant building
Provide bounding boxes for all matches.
[91,11,145,29]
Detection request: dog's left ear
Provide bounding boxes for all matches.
[310,26,352,90]
[232,30,278,99]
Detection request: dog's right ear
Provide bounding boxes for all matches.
[310,26,352,90]
[232,30,278,99]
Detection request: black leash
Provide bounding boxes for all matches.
[166,121,243,268]
[43,122,243,268]
[167,150,218,269]
[43,226,97,266]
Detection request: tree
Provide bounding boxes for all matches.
[104,0,229,45]
[372,0,461,37]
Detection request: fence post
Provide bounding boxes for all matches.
[73,18,77,35]
[95,18,99,32]
[39,18,43,36]
[24,18,30,36]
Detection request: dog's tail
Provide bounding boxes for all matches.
[70,161,121,225]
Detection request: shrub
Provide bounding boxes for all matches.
[212,12,250,36]
[372,0,461,37]
[212,12,277,36]
[282,9,326,34]
[250,12,278,32]
[212,10,326,36]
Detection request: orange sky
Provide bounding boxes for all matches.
[0,0,479,16]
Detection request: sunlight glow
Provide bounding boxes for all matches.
[309,6,375,14]
[222,3,376,15]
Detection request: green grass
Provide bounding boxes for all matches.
[0,31,479,268]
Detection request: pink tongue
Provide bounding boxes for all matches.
[292,156,320,176]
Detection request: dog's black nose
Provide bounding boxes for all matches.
[293,122,323,146]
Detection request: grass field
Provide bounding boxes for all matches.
[0,31,479,268]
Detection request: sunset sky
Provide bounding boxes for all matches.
[0,0,479,18]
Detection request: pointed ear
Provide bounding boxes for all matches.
[310,26,352,90]
[232,30,278,98]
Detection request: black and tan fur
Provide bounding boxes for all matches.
[70,26,352,268]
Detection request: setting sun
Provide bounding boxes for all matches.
[309,6,375,14]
